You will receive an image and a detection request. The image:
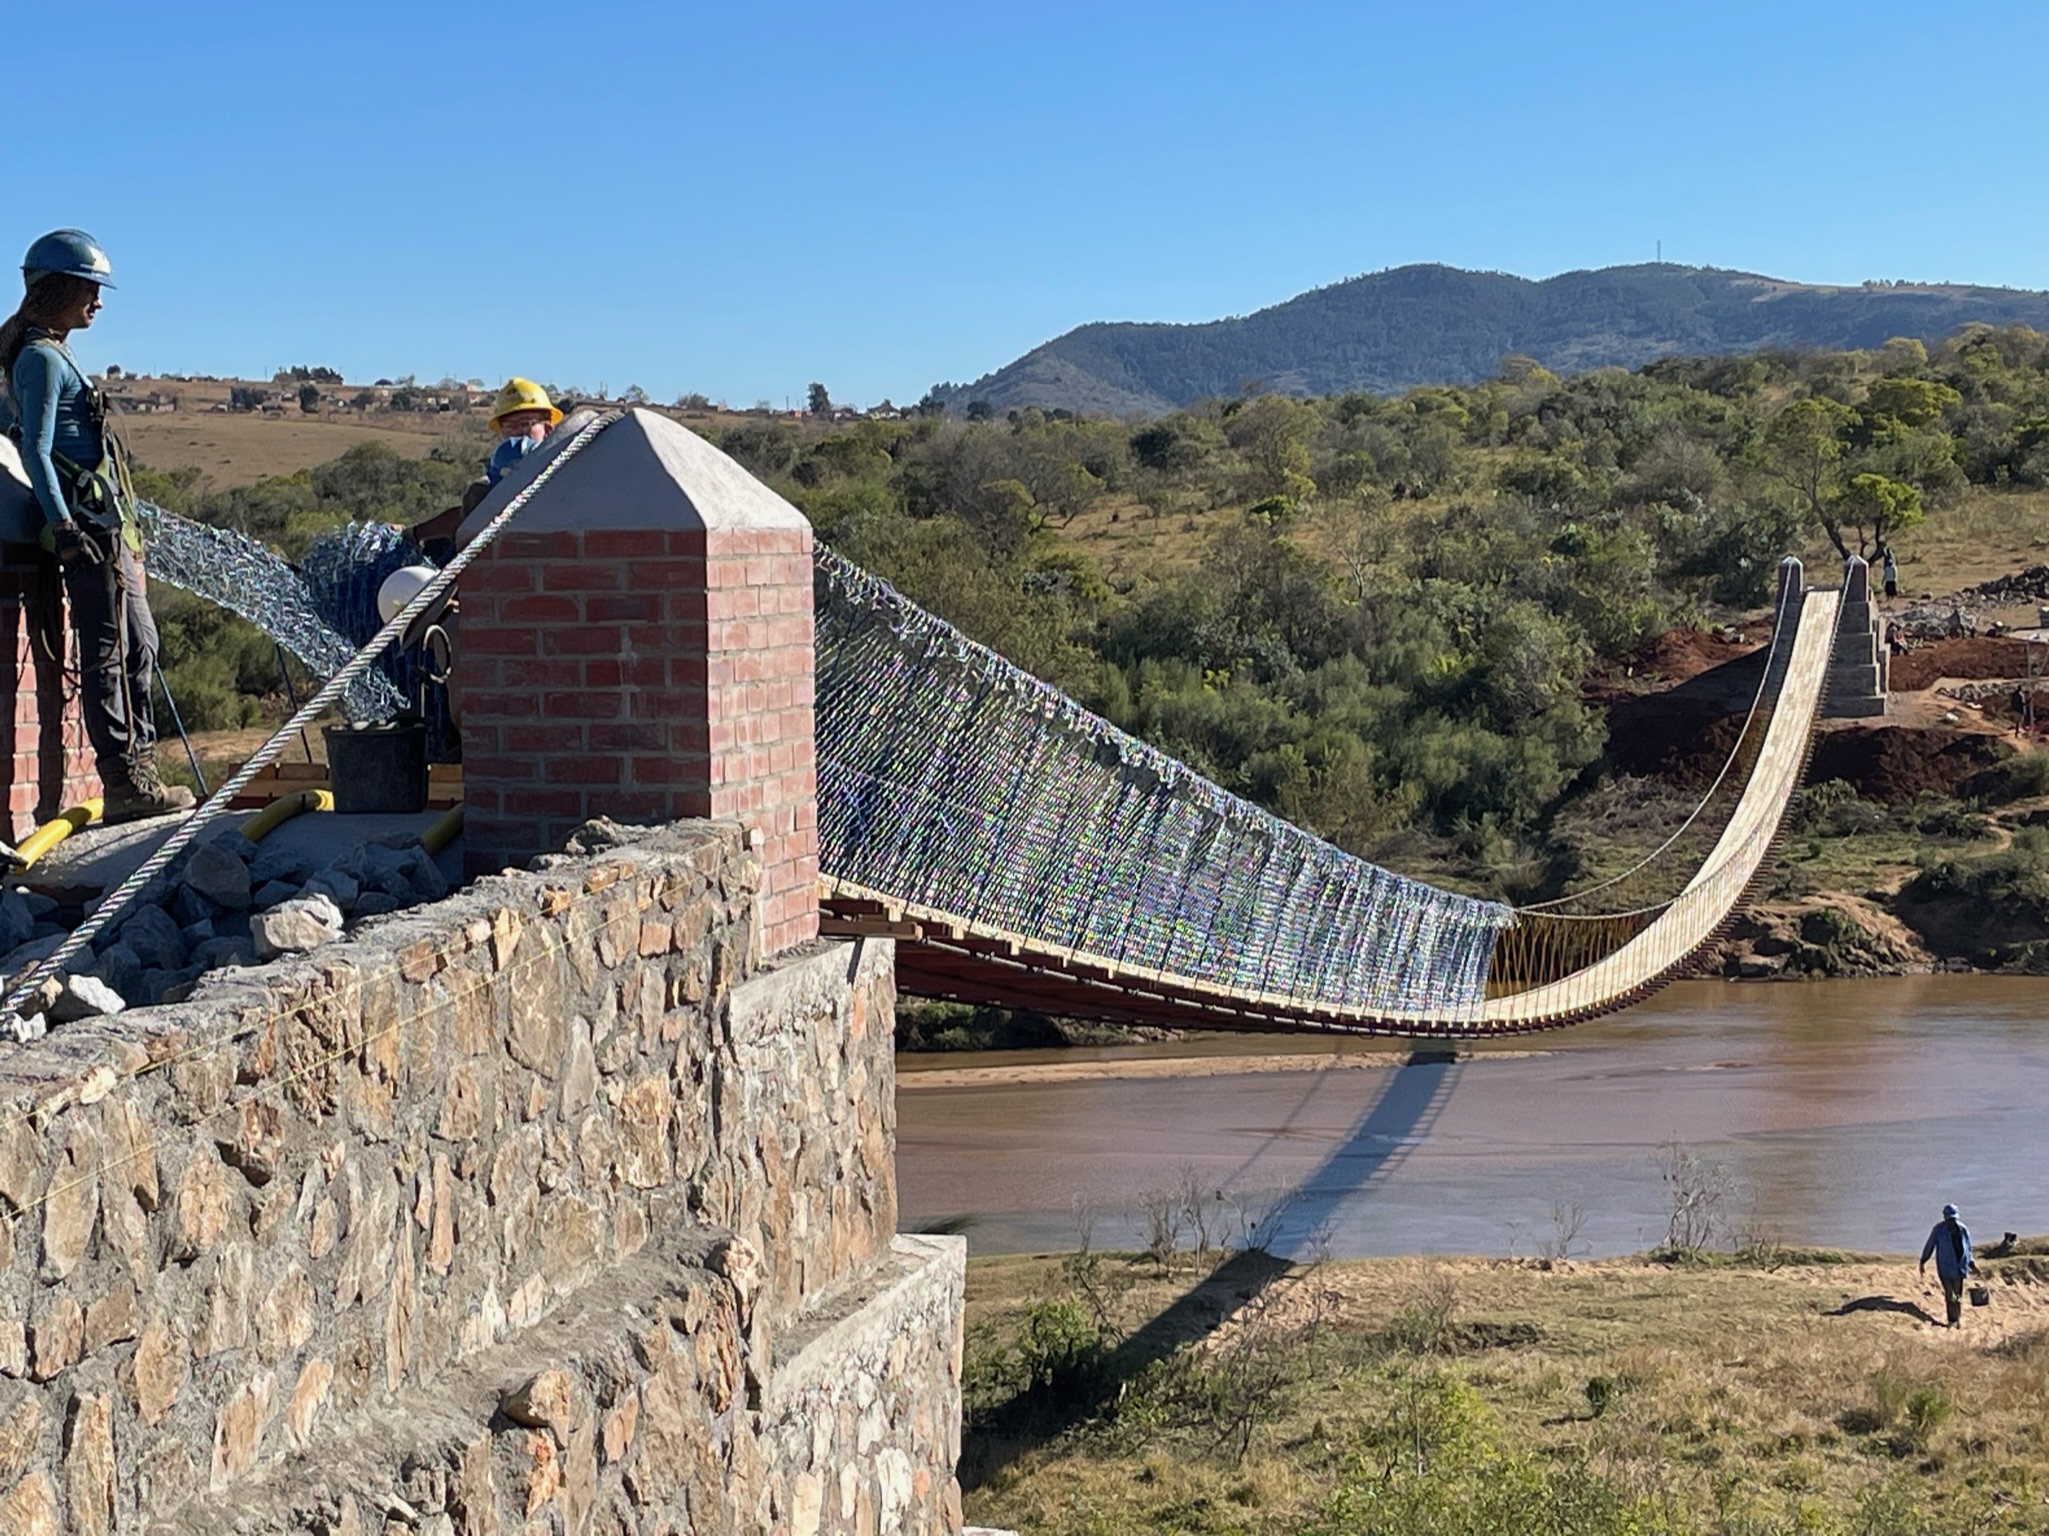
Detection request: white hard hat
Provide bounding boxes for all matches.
[376,565,440,625]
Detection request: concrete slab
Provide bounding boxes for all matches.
[17,808,463,903]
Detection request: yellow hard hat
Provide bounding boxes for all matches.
[488,378,563,430]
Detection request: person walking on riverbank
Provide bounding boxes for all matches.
[1919,1202,1973,1327]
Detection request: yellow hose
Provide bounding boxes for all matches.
[10,800,102,869]
[240,789,333,844]
[420,804,464,856]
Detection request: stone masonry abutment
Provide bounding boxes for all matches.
[0,412,965,1534]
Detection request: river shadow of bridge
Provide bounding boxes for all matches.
[957,1048,1464,1490]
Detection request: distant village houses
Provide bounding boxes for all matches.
[106,389,176,415]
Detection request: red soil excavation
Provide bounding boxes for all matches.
[1601,628,2042,801]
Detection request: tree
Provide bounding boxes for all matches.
[297,383,321,414]
[1835,472,1924,554]
[1862,376,1960,430]
[1757,396,1857,556]
[1131,420,1205,473]
[967,479,1039,558]
[1316,486,1395,600]
[718,421,800,478]
[1878,336,1929,375]
[1225,395,1316,501]
[807,382,833,418]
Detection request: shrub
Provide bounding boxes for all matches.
[1656,1140,1733,1254]
[1383,1275,1462,1355]
[1015,1296,1113,1403]
[1789,779,1887,836]
[1903,829,2049,961]
[1964,748,2049,804]
[1583,1374,1617,1417]
[1911,796,1995,841]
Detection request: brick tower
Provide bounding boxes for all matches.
[456,409,819,954]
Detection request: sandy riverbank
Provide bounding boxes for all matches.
[896,1046,1552,1089]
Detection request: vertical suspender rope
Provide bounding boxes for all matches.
[155,669,208,798]
[2,410,620,1037]
[274,641,316,762]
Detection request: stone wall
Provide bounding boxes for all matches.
[0,820,962,1534]
[760,1235,965,1536]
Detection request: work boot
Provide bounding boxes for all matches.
[100,752,197,825]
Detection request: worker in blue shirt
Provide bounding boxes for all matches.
[1918,1202,1974,1328]
[485,378,562,485]
[0,230,194,822]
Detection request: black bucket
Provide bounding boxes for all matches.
[323,720,428,815]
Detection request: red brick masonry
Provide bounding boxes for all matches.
[0,558,102,843]
[461,525,820,954]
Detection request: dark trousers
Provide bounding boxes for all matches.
[60,537,158,768]
[1939,1274,1964,1326]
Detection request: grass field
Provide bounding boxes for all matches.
[120,411,448,486]
[113,374,805,489]
[960,1243,2049,1535]
[1846,486,2048,620]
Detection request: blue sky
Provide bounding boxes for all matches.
[12,1,2044,406]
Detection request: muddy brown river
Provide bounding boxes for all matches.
[894,977,2047,1259]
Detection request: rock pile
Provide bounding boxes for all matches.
[1960,564,2049,606]
[1894,567,2049,641]
[2,831,453,1022]
[1714,900,1928,979]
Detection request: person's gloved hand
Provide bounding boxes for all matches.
[37,521,90,564]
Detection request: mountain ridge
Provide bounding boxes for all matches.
[930,262,2049,417]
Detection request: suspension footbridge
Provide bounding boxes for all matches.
[809,551,1838,1037]
[74,411,1841,1039]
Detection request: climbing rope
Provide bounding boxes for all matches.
[1,411,623,1037]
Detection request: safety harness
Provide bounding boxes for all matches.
[11,333,142,554]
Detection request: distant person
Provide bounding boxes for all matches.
[1878,542,1899,600]
[485,378,562,486]
[1918,1202,1974,1328]
[0,230,194,823]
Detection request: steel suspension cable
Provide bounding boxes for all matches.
[1518,601,1794,914]
[1,410,622,1038]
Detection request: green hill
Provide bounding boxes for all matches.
[930,264,2049,416]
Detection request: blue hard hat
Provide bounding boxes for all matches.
[22,229,114,288]
[1942,1203,1959,1219]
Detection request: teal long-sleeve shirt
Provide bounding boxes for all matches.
[7,336,102,528]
